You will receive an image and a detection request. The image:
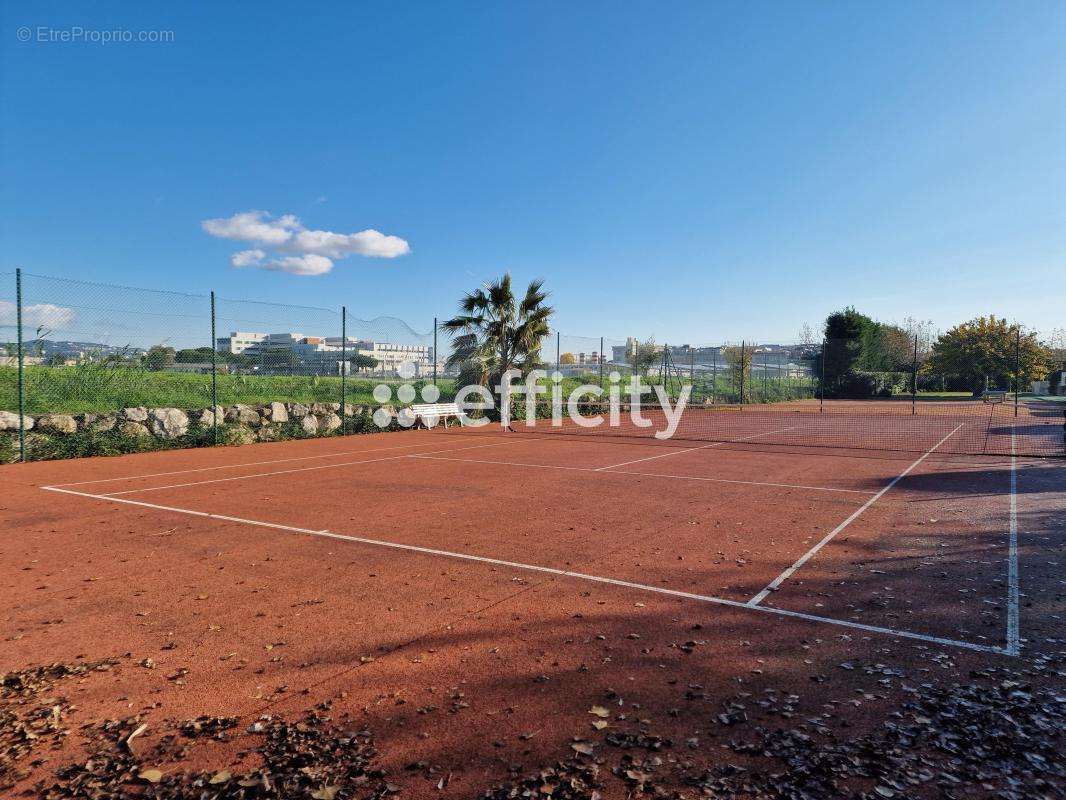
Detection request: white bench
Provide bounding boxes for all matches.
[982,390,1007,404]
[410,402,464,429]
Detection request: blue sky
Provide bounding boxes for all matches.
[3,1,1064,346]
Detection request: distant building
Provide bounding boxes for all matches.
[216,331,267,354]
[214,330,431,375]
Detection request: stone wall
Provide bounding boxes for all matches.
[0,401,379,448]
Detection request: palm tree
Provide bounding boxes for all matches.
[442,274,552,409]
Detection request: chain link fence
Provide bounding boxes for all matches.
[1,270,1063,461]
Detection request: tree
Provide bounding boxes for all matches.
[348,353,378,372]
[722,344,752,400]
[560,352,576,365]
[925,316,1050,396]
[630,339,660,376]
[175,347,217,363]
[442,274,553,403]
[144,345,176,371]
[820,308,871,396]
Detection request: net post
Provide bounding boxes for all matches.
[15,268,25,462]
[210,291,218,446]
[341,306,347,429]
[911,334,918,415]
[819,336,826,413]
[1014,325,1020,418]
[433,317,438,386]
[711,347,717,404]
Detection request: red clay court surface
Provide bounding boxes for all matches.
[2,420,1064,796]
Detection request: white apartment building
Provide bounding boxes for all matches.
[216,331,267,354]
[363,342,432,371]
[215,330,431,374]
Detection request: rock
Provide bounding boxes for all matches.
[229,426,256,445]
[149,408,189,439]
[300,415,319,435]
[122,407,148,422]
[320,413,342,433]
[289,402,309,418]
[89,413,117,433]
[196,407,223,427]
[36,414,78,434]
[257,426,280,442]
[225,405,261,427]
[265,402,288,423]
[0,410,28,431]
[118,421,151,438]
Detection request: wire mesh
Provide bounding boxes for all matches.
[1,270,1062,460]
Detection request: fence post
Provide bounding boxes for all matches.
[739,341,745,406]
[16,268,25,462]
[556,331,560,374]
[210,291,218,445]
[819,337,826,413]
[341,306,347,427]
[433,317,438,386]
[599,336,604,389]
[911,334,918,416]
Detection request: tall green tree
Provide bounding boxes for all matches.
[820,307,871,396]
[630,339,660,376]
[144,345,176,371]
[442,274,553,400]
[926,316,1050,395]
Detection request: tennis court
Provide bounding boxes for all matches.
[30,400,1059,654]
[4,403,1063,797]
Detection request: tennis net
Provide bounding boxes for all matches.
[513,398,1065,458]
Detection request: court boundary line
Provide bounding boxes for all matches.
[47,433,493,488]
[40,481,1010,656]
[408,454,877,496]
[1006,428,1020,655]
[747,424,965,605]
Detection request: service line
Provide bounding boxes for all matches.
[747,423,965,606]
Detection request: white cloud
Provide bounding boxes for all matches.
[202,211,298,246]
[202,210,410,276]
[0,300,76,330]
[231,249,266,267]
[262,254,334,276]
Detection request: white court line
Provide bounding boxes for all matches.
[39,484,1007,655]
[409,454,876,496]
[747,424,965,606]
[48,436,489,488]
[1006,428,1020,655]
[593,425,800,470]
[99,439,528,497]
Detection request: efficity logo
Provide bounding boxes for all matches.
[373,365,690,439]
[371,361,441,428]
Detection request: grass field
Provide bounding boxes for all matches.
[0,365,454,414]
